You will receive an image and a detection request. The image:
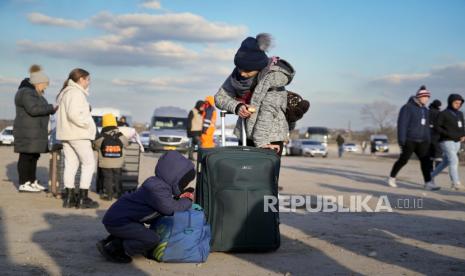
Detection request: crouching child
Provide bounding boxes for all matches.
[97,151,195,263]
[94,113,129,200]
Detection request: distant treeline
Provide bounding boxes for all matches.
[0,119,13,130]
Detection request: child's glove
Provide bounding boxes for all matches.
[183,187,195,194]
[180,192,194,201]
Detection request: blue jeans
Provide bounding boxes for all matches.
[338,146,344,158]
[431,141,461,185]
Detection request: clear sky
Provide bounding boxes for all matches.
[1,0,464,130]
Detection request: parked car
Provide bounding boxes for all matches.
[343,143,359,152]
[214,135,239,147]
[370,134,389,153]
[0,126,14,145]
[140,131,150,151]
[149,107,190,153]
[289,139,328,157]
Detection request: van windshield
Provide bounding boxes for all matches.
[302,141,321,145]
[2,129,13,135]
[152,117,187,129]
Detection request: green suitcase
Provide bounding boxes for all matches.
[195,113,281,252]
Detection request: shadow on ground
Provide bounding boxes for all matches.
[0,208,49,275]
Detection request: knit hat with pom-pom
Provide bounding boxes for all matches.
[234,33,273,71]
[29,64,49,85]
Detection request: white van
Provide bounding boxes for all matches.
[91,107,133,132]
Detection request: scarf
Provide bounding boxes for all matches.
[228,68,257,97]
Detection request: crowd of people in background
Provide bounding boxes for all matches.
[12,65,139,208]
[388,85,465,191]
[186,96,217,160]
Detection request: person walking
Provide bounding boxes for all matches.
[200,96,217,149]
[13,65,57,192]
[336,134,345,158]
[431,94,465,190]
[187,100,204,159]
[428,99,443,169]
[388,85,439,190]
[215,33,295,156]
[361,140,368,154]
[56,68,99,208]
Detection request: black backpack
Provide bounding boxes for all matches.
[286,91,310,124]
[100,132,124,158]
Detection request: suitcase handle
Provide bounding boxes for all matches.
[220,110,247,147]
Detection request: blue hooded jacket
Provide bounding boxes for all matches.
[397,96,431,145]
[102,151,194,227]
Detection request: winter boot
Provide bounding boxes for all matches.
[96,238,132,263]
[63,188,76,208]
[76,189,99,209]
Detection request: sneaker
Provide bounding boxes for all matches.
[18,182,41,193]
[30,180,46,191]
[425,181,440,191]
[451,183,464,191]
[387,177,397,188]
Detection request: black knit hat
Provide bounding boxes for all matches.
[429,99,442,109]
[234,33,272,71]
[194,100,204,110]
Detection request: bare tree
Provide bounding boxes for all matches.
[360,101,397,132]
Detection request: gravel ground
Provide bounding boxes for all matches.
[0,145,464,276]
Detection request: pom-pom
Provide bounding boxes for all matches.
[29,64,42,73]
[256,33,273,52]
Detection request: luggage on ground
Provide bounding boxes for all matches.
[195,111,281,252]
[150,204,211,262]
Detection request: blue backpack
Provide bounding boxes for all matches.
[150,204,211,263]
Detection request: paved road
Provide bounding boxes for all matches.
[0,146,464,275]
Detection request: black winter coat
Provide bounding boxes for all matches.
[13,79,55,153]
[435,94,465,142]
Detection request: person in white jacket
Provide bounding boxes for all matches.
[56,68,99,209]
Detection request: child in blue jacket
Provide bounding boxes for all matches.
[97,151,195,263]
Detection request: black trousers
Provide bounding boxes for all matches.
[246,139,284,157]
[105,223,160,256]
[188,136,200,159]
[17,153,40,184]
[101,168,122,197]
[390,141,432,182]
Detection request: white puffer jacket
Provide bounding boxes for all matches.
[56,79,96,141]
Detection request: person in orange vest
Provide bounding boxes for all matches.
[200,96,217,148]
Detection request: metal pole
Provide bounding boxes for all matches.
[242,118,247,146]
[50,151,58,197]
[221,110,226,147]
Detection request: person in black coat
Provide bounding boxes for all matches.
[428,99,442,169]
[431,94,465,190]
[13,65,56,192]
[336,134,345,158]
[388,85,439,190]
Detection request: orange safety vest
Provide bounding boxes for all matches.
[200,96,217,148]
